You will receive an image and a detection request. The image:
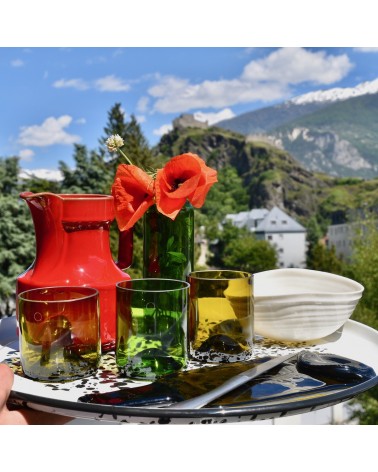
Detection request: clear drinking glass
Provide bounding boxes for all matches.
[18,286,101,381]
[116,278,189,380]
[187,270,254,363]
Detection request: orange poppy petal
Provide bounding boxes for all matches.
[155,169,186,219]
[156,197,187,220]
[154,153,218,218]
[111,166,155,230]
[156,168,201,200]
[125,198,155,228]
[190,168,218,207]
[115,164,155,196]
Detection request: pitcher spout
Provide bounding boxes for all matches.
[20,191,64,216]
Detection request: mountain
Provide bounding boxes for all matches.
[156,126,378,225]
[216,79,378,179]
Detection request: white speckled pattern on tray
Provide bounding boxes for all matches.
[1,317,378,424]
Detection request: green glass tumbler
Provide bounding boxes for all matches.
[116,278,189,379]
[187,270,254,363]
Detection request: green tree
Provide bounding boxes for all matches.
[197,166,249,241]
[59,144,110,194]
[19,174,61,194]
[0,197,35,316]
[99,102,129,157]
[223,233,278,273]
[307,242,344,274]
[99,103,158,173]
[0,157,35,316]
[201,166,249,218]
[122,114,157,171]
[348,219,378,317]
[305,215,323,268]
[0,156,19,194]
[210,221,278,273]
[340,216,378,425]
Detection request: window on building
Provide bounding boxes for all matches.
[282,220,287,224]
[267,235,273,240]
[271,220,276,224]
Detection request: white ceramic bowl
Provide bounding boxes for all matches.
[254,269,364,342]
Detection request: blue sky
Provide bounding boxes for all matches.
[2,47,378,179]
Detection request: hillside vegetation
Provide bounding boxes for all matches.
[157,126,378,226]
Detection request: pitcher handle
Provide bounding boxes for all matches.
[116,228,133,270]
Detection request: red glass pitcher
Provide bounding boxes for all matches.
[16,192,133,352]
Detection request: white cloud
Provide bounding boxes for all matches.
[11,59,24,67]
[241,48,352,85]
[153,123,173,136]
[53,78,89,90]
[148,48,354,113]
[194,108,236,125]
[136,115,146,123]
[137,96,150,113]
[85,56,107,65]
[19,149,35,162]
[76,117,86,124]
[53,75,131,93]
[20,168,63,181]
[18,115,80,147]
[94,75,130,92]
[113,49,124,58]
[354,47,378,52]
[149,76,287,113]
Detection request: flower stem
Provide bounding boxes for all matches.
[117,147,135,166]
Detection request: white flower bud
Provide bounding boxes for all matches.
[106,134,124,152]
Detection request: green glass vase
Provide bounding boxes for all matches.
[143,201,194,281]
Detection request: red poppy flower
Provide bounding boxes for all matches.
[111,164,155,230]
[155,153,218,219]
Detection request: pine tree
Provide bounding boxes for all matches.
[0,156,19,195]
[99,102,128,156]
[99,103,157,173]
[305,216,323,268]
[59,144,111,194]
[0,157,35,316]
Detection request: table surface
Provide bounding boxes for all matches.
[1,316,377,424]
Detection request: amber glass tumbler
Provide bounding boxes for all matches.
[18,286,100,381]
[187,270,254,363]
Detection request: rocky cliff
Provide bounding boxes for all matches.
[156,126,336,221]
[156,126,378,225]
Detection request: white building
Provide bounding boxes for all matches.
[226,206,307,268]
[327,223,354,261]
[327,218,378,262]
[226,208,269,231]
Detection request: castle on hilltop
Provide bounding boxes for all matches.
[172,114,208,130]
